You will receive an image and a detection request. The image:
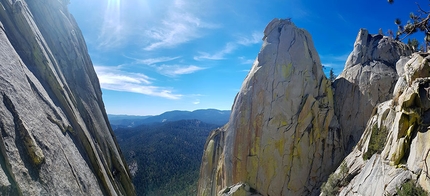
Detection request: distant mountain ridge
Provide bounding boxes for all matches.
[108,109,230,128]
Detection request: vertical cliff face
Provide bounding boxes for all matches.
[0,0,134,195]
[198,19,343,196]
[334,29,412,151]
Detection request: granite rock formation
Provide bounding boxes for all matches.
[331,53,430,196]
[0,0,134,195]
[198,18,416,196]
[334,29,412,151]
[219,182,263,196]
[198,19,343,196]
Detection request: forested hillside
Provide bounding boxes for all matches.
[114,119,219,195]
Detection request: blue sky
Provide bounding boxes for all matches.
[68,0,424,115]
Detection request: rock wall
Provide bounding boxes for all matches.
[331,53,430,196]
[198,19,343,196]
[0,0,134,195]
[334,29,412,151]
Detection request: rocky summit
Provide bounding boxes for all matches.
[198,19,343,196]
[0,0,134,195]
[198,18,421,196]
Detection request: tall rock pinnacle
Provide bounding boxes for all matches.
[0,0,134,195]
[198,19,343,195]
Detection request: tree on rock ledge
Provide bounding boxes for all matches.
[388,0,430,50]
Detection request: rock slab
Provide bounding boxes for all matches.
[0,0,134,195]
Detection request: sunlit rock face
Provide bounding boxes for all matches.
[334,29,412,151]
[0,0,134,195]
[198,19,343,196]
[332,53,430,196]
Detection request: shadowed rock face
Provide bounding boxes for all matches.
[0,0,134,195]
[334,29,412,152]
[198,19,343,196]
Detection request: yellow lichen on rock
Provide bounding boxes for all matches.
[198,19,342,196]
[282,63,294,78]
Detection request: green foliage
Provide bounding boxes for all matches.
[321,161,349,196]
[388,1,430,49]
[114,119,218,196]
[363,124,388,160]
[329,68,336,82]
[397,180,428,196]
[407,38,420,51]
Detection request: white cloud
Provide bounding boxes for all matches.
[94,65,182,99]
[194,32,262,61]
[95,0,218,51]
[320,53,349,71]
[194,43,237,60]
[144,8,219,51]
[238,56,256,65]
[117,55,206,77]
[97,0,126,49]
[127,56,181,65]
[320,53,350,62]
[156,65,207,77]
[321,63,337,68]
[193,99,200,104]
[237,32,262,46]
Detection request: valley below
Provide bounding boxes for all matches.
[110,110,229,195]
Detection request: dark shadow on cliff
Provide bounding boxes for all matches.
[333,78,368,154]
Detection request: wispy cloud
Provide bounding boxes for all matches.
[320,53,349,62]
[121,56,207,77]
[320,53,349,71]
[322,63,338,68]
[156,64,207,77]
[194,43,237,60]
[237,32,262,46]
[337,13,348,24]
[126,56,181,65]
[238,56,256,65]
[96,0,218,51]
[94,65,182,99]
[193,99,200,105]
[143,2,219,51]
[97,0,126,49]
[194,32,262,61]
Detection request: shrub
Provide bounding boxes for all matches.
[321,162,349,196]
[363,124,388,160]
[397,180,428,196]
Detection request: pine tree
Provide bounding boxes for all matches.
[329,68,336,82]
[388,0,430,51]
[407,38,420,51]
